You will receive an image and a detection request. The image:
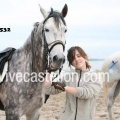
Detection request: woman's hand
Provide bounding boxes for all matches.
[43,73,52,86]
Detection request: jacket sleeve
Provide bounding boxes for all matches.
[45,84,63,95]
[74,73,103,99]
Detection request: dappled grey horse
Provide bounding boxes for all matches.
[102,52,120,120]
[0,4,68,120]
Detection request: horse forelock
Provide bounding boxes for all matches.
[44,9,66,29]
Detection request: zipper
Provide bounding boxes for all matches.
[74,70,82,120]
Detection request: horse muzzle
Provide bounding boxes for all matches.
[49,55,65,71]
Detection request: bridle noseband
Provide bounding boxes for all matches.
[47,40,65,53]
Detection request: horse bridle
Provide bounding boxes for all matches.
[42,11,66,73]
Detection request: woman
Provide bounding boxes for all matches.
[44,46,102,120]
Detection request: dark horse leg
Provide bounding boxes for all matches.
[0,100,4,110]
[113,80,120,102]
[44,94,50,103]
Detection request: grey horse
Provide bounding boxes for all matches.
[102,52,120,120]
[0,4,68,120]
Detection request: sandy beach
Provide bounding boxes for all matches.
[0,89,120,120]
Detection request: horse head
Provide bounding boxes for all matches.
[39,4,68,72]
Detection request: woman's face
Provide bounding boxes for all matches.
[72,50,86,70]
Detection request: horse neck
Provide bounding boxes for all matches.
[21,24,46,73]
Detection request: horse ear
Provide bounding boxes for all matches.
[39,4,49,18]
[61,4,68,18]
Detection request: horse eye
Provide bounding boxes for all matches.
[45,28,49,32]
[65,29,67,33]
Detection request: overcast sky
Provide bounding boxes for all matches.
[0,0,120,59]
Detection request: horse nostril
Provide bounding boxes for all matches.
[53,55,58,62]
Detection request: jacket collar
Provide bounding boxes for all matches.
[75,69,89,74]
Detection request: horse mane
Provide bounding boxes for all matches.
[22,22,42,50]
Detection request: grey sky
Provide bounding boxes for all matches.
[0,0,120,59]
